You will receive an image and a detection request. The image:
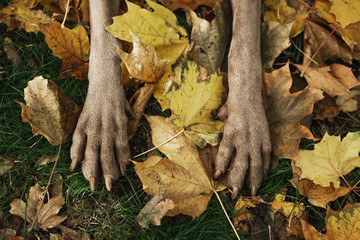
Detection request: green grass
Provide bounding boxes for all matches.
[1,9,360,240]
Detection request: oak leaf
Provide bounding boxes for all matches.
[134,115,214,219]
[290,163,351,208]
[295,64,360,97]
[0,0,53,32]
[9,177,66,231]
[190,0,231,73]
[117,32,169,83]
[264,63,324,165]
[295,132,360,188]
[166,61,225,147]
[39,21,90,80]
[17,76,81,145]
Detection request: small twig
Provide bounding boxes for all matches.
[213,191,240,240]
[30,145,61,230]
[131,129,185,160]
[61,0,71,29]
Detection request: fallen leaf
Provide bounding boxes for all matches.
[4,37,21,64]
[106,0,189,109]
[156,0,220,10]
[295,64,360,97]
[39,21,90,80]
[301,219,324,240]
[0,228,16,237]
[325,204,360,240]
[295,131,360,188]
[269,192,304,218]
[136,194,175,228]
[9,182,66,231]
[190,0,231,73]
[166,61,225,147]
[290,163,351,208]
[0,156,15,175]
[117,32,169,83]
[17,76,81,145]
[303,20,353,67]
[261,21,292,72]
[134,115,214,219]
[336,89,360,112]
[329,0,360,28]
[232,196,259,233]
[313,95,340,120]
[0,0,53,32]
[264,63,324,165]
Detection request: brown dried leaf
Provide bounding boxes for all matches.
[0,0,53,32]
[336,89,360,112]
[136,194,175,228]
[295,64,360,97]
[18,76,81,145]
[303,20,353,67]
[264,63,324,165]
[0,156,15,175]
[9,183,66,231]
[313,95,340,120]
[134,116,214,219]
[261,21,292,72]
[290,163,351,209]
[4,37,21,64]
[301,219,324,240]
[39,21,89,80]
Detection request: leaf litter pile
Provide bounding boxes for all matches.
[0,0,360,239]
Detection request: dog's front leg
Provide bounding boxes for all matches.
[70,0,130,191]
[214,0,271,198]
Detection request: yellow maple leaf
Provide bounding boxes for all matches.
[106,0,189,109]
[0,0,53,32]
[295,132,360,188]
[134,116,214,218]
[330,0,360,28]
[166,61,225,147]
[39,21,90,80]
[17,76,81,145]
[117,32,169,83]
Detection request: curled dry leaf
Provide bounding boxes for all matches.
[134,115,214,219]
[295,132,360,188]
[117,32,169,83]
[39,21,90,80]
[0,0,53,32]
[9,179,66,231]
[190,0,231,74]
[295,64,360,97]
[263,63,324,166]
[290,163,351,209]
[261,21,292,72]
[136,194,175,228]
[166,61,225,147]
[17,76,81,145]
[106,0,189,109]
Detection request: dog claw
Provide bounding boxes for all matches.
[90,176,96,191]
[105,175,112,191]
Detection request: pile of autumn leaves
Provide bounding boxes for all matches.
[1,0,360,238]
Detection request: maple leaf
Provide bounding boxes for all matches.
[263,63,324,166]
[39,21,90,80]
[190,0,231,74]
[166,61,225,147]
[329,0,360,28]
[9,178,66,231]
[156,0,220,10]
[295,64,360,97]
[17,76,81,145]
[134,115,214,219]
[261,21,292,72]
[117,32,169,83]
[295,131,360,188]
[0,0,53,32]
[106,0,189,109]
[290,163,351,208]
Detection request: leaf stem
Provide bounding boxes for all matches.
[213,190,240,240]
[131,129,185,160]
